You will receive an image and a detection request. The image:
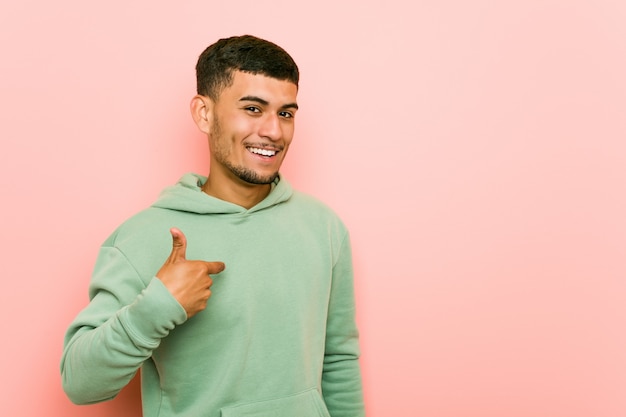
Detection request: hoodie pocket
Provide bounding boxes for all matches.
[220,388,330,417]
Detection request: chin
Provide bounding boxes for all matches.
[246,173,279,185]
[236,168,279,185]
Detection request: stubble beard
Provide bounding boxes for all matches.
[211,115,279,185]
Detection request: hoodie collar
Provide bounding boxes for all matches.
[152,173,293,215]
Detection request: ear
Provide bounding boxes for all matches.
[190,95,213,134]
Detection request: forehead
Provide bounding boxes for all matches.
[218,71,298,104]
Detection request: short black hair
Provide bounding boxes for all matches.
[196,35,299,101]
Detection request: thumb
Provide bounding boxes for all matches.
[168,227,187,262]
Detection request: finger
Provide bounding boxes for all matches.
[168,227,187,262]
[205,261,226,275]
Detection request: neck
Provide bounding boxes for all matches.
[201,174,272,209]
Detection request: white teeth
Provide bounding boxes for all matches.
[249,147,277,157]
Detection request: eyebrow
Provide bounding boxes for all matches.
[239,95,299,110]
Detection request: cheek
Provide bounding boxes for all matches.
[211,127,245,154]
[282,123,295,142]
[228,114,255,135]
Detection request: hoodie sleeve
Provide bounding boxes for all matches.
[322,233,365,417]
[61,245,187,405]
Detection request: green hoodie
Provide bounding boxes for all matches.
[61,173,364,417]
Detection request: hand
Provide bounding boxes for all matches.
[156,227,225,318]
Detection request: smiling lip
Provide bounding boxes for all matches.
[246,146,281,157]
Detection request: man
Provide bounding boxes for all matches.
[61,35,365,417]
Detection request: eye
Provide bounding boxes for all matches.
[279,111,294,119]
[245,106,261,114]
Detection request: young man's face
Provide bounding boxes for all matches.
[207,71,298,186]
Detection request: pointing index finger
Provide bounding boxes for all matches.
[206,261,226,275]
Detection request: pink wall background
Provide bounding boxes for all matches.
[2,1,625,416]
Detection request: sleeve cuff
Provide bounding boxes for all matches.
[118,277,188,348]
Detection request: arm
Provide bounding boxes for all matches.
[322,234,365,417]
[61,228,224,404]
[61,246,187,404]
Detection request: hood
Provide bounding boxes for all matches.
[151,172,293,215]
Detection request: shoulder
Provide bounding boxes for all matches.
[101,206,174,252]
[286,190,350,236]
[291,189,341,214]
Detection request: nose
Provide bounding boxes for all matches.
[258,113,282,141]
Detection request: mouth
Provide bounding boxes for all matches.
[246,146,280,157]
